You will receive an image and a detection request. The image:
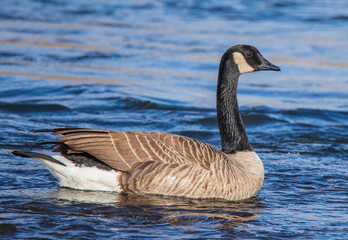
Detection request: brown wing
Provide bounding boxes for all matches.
[51,127,226,172]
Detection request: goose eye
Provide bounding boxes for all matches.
[246,51,253,57]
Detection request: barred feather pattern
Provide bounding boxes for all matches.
[52,127,264,201]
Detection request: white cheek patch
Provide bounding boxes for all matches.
[233,52,254,74]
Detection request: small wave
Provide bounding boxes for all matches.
[242,113,287,126]
[248,106,348,126]
[331,15,348,20]
[0,51,34,62]
[303,15,348,23]
[177,130,216,140]
[77,96,214,113]
[0,51,22,58]
[46,51,130,63]
[0,102,71,113]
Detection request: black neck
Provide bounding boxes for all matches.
[216,58,253,153]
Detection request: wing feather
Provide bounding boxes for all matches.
[52,127,226,171]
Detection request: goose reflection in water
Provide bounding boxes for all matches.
[50,188,264,231]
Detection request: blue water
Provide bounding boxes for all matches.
[1,0,347,239]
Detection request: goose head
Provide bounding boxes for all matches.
[221,44,280,75]
[217,44,280,153]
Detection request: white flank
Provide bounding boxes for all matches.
[33,155,121,192]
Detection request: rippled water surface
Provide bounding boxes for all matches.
[1,0,347,239]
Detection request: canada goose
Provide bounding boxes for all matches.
[12,45,280,201]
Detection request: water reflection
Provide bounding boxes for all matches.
[51,188,264,229]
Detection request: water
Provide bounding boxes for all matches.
[0,0,347,239]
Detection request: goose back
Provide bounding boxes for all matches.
[53,127,223,171]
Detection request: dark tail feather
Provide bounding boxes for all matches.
[12,150,66,167]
